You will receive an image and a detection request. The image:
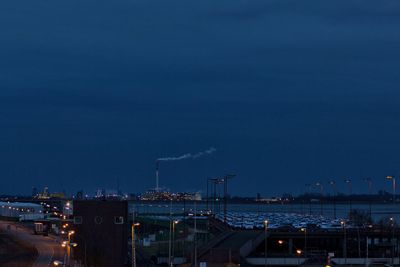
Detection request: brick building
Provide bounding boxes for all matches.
[72,200,128,267]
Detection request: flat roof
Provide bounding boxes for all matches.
[0,201,42,208]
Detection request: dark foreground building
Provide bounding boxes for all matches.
[73,200,128,267]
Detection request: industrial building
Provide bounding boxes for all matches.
[0,201,44,221]
[72,200,129,267]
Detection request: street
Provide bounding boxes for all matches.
[0,221,65,267]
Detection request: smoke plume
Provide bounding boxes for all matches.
[157,147,216,162]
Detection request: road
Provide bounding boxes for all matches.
[0,221,65,267]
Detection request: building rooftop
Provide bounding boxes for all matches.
[0,201,42,208]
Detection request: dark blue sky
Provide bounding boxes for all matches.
[1,0,400,196]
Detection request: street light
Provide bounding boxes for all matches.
[329,181,337,219]
[345,179,352,218]
[132,222,140,267]
[305,184,312,215]
[53,260,63,266]
[386,176,396,205]
[193,200,198,267]
[296,249,302,265]
[390,217,395,265]
[171,220,179,267]
[315,182,324,215]
[363,178,373,219]
[264,220,269,267]
[168,199,173,267]
[67,230,75,265]
[341,221,347,265]
[301,228,307,258]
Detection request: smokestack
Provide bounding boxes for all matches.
[155,147,216,192]
[155,160,160,192]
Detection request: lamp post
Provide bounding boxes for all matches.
[53,260,63,266]
[206,178,209,212]
[223,174,235,224]
[67,230,75,265]
[341,221,347,264]
[194,201,197,267]
[386,176,396,265]
[301,228,307,258]
[390,217,395,265]
[315,182,324,215]
[305,184,312,215]
[296,249,302,265]
[264,220,269,267]
[329,181,337,219]
[209,178,220,215]
[386,176,396,205]
[131,223,140,267]
[363,178,373,219]
[171,220,179,267]
[168,198,173,266]
[345,179,352,218]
